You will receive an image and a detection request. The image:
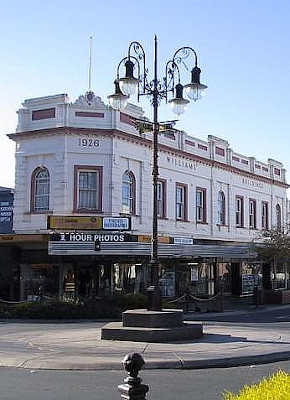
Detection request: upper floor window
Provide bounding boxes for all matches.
[236,195,244,227]
[31,167,50,212]
[196,188,206,223]
[262,201,268,230]
[122,171,135,214]
[249,199,257,229]
[74,166,102,212]
[176,183,187,220]
[276,204,282,231]
[217,191,225,225]
[157,180,166,218]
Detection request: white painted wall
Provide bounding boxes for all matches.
[10,94,288,242]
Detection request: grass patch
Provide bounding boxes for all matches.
[223,369,290,400]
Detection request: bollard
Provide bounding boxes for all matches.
[118,353,149,400]
[253,285,259,308]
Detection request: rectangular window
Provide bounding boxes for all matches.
[122,171,135,215]
[249,199,256,229]
[217,191,226,225]
[215,146,225,157]
[74,166,102,212]
[196,188,206,223]
[157,180,166,218]
[176,184,187,220]
[75,111,104,118]
[262,201,268,230]
[32,108,55,120]
[236,196,244,227]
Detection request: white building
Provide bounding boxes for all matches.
[2,92,289,301]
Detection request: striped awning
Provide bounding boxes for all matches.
[48,241,257,261]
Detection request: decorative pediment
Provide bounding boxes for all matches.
[72,93,107,110]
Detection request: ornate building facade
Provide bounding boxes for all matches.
[1,92,289,301]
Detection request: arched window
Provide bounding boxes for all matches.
[217,191,225,225]
[276,204,282,231]
[31,167,50,212]
[122,171,135,214]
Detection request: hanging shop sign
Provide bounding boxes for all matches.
[47,216,131,231]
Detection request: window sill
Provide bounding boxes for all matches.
[119,212,136,217]
[27,210,53,215]
[74,209,103,214]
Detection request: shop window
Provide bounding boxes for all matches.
[249,199,256,229]
[176,183,187,220]
[157,179,166,218]
[21,264,59,301]
[196,188,206,223]
[235,195,244,227]
[274,262,287,289]
[122,171,135,214]
[74,166,102,212]
[262,201,268,230]
[31,167,50,212]
[217,191,225,225]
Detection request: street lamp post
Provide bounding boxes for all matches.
[108,36,207,311]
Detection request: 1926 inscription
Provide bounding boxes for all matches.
[78,138,100,148]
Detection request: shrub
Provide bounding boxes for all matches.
[0,293,149,319]
[112,293,148,310]
[0,293,178,319]
[223,369,290,400]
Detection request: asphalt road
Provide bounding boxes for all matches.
[185,305,290,323]
[0,360,289,400]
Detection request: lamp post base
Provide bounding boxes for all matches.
[101,309,203,342]
[147,285,162,311]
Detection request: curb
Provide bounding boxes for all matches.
[15,350,290,371]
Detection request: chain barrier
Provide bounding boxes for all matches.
[0,299,28,305]
[168,291,224,313]
[169,292,221,304]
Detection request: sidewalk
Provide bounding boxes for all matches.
[0,303,289,371]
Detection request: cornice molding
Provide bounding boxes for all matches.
[7,126,289,189]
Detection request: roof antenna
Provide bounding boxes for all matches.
[85,35,95,105]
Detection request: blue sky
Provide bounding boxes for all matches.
[1,0,290,188]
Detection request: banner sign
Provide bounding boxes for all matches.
[0,201,13,223]
[47,216,131,231]
[102,217,131,230]
[172,237,194,245]
[49,233,193,244]
[50,232,132,243]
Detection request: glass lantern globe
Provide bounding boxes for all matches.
[168,83,189,115]
[184,82,207,101]
[119,76,139,96]
[168,97,189,115]
[108,93,128,110]
[107,80,129,110]
[118,59,139,96]
[184,66,207,101]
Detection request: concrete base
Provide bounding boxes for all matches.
[122,309,184,328]
[101,309,203,342]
